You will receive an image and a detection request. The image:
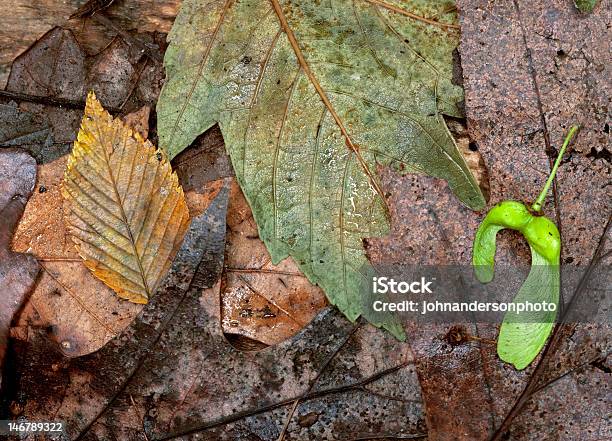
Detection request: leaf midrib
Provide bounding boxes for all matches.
[269,0,388,207]
[94,119,151,297]
[166,0,462,205]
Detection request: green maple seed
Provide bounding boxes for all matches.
[472,125,578,370]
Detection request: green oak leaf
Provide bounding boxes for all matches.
[157,0,485,339]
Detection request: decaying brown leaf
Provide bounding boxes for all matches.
[12,108,155,356]
[171,126,233,218]
[222,180,328,346]
[0,0,180,87]
[121,105,150,139]
[62,92,189,303]
[171,127,327,345]
[6,23,166,357]
[458,1,611,439]
[172,127,326,349]
[69,0,116,19]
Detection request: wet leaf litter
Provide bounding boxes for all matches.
[156,0,485,338]
[9,26,166,357]
[0,149,39,391]
[0,0,609,440]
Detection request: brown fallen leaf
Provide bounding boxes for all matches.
[366,170,498,441]
[122,105,150,139]
[69,0,116,19]
[172,126,233,218]
[12,107,153,357]
[0,149,39,391]
[6,26,166,357]
[0,0,180,87]
[447,118,491,201]
[221,180,328,346]
[458,1,611,439]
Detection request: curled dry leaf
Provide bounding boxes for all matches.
[62,92,190,303]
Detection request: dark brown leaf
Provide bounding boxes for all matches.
[14,137,426,441]
[69,0,116,19]
[0,149,39,392]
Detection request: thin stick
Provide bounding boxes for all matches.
[0,90,121,113]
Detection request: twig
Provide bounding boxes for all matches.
[69,0,116,19]
[365,0,460,30]
[512,0,565,308]
[347,434,427,441]
[277,322,363,440]
[0,90,119,113]
[532,351,612,395]
[129,394,151,441]
[36,257,82,262]
[226,267,305,277]
[157,360,413,441]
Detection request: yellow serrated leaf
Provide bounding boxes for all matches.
[62,91,190,304]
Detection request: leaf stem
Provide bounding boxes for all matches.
[531,125,579,213]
